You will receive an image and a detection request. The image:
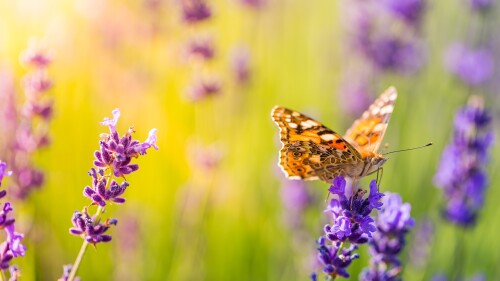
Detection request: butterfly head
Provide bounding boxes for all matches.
[368,154,387,173]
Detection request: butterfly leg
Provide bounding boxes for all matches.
[376,167,384,189]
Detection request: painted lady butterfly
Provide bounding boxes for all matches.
[271,86,397,184]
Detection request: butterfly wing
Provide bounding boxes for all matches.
[271,106,362,182]
[344,86,398,153]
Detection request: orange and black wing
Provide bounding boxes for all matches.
[271,106,362,182]
[344,87,397,154]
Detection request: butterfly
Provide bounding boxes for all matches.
[271,86,397,184]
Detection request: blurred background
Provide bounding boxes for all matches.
[0,0,499,280]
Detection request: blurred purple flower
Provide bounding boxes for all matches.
[58,264,81,281]
[187,141,223,172]
[238,0,265,10]
[280,180,312,228]
[408,218,434,268]
[0,43,54,200]
[360,193,414,280]
[22,70,53,96]
[338,80,373,117]
[181,0,212,23]
[434,96,493,226]
[70,209,117,245]
[445,44,494,86]
[363,36,426,74]
[19,42,52,68]
[230,46,251,85]
[186,77,221,102]
[469,0,494,11]
[186,36,215,61]
[382,0,425,25]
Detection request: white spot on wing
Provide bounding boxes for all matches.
[380,104,394,115]
[321,134,335,141]
[289,122,298,128]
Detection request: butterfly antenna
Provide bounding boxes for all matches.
[383,142,433,156]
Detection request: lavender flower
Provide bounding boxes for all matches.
[230,46,251,85]
[280,180,312,229]
[70,209,117,244]
[186,36,215,61]
[0,162,26,274]
[360,193,415,281]
[434,96,493,226]
[66,109,157,279]
[382,0,426,25]
[58,265,80,281]
[469,0,494,11]
[181,0,212,23]
[0,42,54,199]
[186,77,221,102]
[324,177,383,244]
[316,236,360,278]
[314,176,384,279]
[95,109,158,177]
[445,44,494,86]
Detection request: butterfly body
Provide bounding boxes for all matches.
[272,87,397,184]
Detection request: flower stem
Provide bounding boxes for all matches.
[68,205,104,281]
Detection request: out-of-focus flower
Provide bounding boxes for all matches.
[186,77,221,102]
[186,36,215,61]
[238,0,265,9]
[0,42,54,200]
[469,0,494,11]
[362,36,427,74]
[382,0,426,25]
[360,193,414,280]
[445,44,494,86]
[230,45,251,85]
[280,180,312,229]
[187,141,223,172]
[434,96,493,226]
[408,218,434,268]
[181,0,212,24]
[338,80,373,117]
[58,264,81,281]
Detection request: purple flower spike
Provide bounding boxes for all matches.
[360,193,414,281]
[316,237,359,278]
[181,0,212,24]
[445,44,494,86]
[100,108,121,133]
[70,209,117,245]
[434,96,493,226]
[315,177,384,280]
[469,0,494,11]
[324,177,383,243]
